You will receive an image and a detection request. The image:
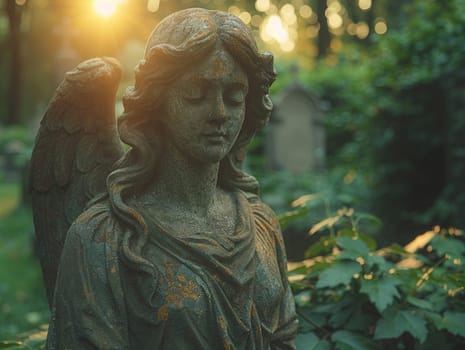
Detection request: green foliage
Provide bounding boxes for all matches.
[365,0,465,240]
[288,198,465,349]
[292,0,465,243]
[0,127,32,181]
[0,182,49,343]
[0,326,47,350]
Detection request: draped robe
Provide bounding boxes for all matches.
[46,191,297,349]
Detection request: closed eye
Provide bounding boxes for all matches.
[225,85,247,106]
[182,84,206,103]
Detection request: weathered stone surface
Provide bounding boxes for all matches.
[30,8,297,349]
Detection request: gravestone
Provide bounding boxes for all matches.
[267,83,326,173]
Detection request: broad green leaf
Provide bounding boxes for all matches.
[357,232,378,251]
[305,236,335,258]
[365,253,389,270]
[311,296,354,314]
[360,275,400,312]
[305,260,333,280]
[345,305,377,332]
[429,311,465,337]
[298,307,328,331]
[387,243,408,256]
[315,262,362,288]
[406,296,434,311]
[329,302,357,328]
[338,230,377,251]
[430,236,465,258]
[332,330,380,350]
[336,236,370,256]
[295,332,331,350]
[374,307,427,343]
[354,212,382,228]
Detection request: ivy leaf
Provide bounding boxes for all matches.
[360,275,400,312]
[295,332,331,350]
[374,307,427,343]
[316,262,362,288]
[429,311,465,337]
[332,330,381,350]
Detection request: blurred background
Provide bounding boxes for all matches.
[1,0,465,342]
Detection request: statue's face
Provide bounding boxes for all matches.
[163,45,248,164]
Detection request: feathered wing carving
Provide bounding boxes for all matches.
[29,57,124,307]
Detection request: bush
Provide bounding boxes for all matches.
[287,195,465,349]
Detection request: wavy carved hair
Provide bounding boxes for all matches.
[106,8,276,272]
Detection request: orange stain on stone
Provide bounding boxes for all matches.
[156,265,200,321]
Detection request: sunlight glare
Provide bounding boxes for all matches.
[94,0,119,18]
[261,15,288,43]
[260,14,296,52]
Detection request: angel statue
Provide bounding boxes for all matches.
[30,7,297,349]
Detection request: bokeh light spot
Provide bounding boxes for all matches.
[238,11,252,25]
[358,0,372,11]
[255,0,270,13]
[356,22,370,38]
[147,0,160,13]
[374,18,388,34]
[327,13,343,29]
[299,5,313,19]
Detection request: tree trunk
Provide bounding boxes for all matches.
[5,0,22,125]
[316,0,330,58]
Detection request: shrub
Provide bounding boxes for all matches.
[287,194,465,349]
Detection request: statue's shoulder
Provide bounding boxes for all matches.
[243,191,281,232]
[67,197,120,245]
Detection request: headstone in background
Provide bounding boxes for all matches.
[267,83,326,174]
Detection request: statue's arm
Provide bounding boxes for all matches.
[270,221,299,350]
[251,198,298,350]
[46,207,129,350]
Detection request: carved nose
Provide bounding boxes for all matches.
[210,96,226,121]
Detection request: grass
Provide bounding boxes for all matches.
[0,183,20,217]
[0,180,49,342]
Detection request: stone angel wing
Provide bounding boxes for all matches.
[29,57,125,307]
